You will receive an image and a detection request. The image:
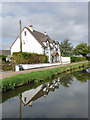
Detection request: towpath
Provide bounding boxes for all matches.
[0,61,89,79]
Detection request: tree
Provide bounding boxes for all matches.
[60,39,73,57]
[74,43,89,57]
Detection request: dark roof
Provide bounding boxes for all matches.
[11,27,59,49]
[26,27,59,47]
[26,27,45,47]
[0,50,11,56]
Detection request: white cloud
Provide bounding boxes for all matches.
[1,2,88,49]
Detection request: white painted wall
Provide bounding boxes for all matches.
[11,27,44,55]
[61,57,70,64]
[15,63,61,71]
[22,28,44,54]
[11,37,20,55]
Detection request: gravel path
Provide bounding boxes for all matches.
[0,61,88,79]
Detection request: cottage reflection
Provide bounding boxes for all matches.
[19,77,61,107]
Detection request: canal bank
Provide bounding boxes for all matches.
[1,61,90,92]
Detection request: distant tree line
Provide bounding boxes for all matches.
[60,39,89,57]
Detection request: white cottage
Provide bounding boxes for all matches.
[10,25,61,63]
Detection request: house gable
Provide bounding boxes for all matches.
[10,27,44,55]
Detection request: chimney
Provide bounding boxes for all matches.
[44,32,46,35]
[29,25,33,32]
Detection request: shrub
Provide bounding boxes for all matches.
[2,63,13,71]
[70,56,86,63]
[44,56,48,63]
[12,52,48,64]
[0,54,7,62]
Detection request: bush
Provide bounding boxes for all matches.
[0,54,7,62]
[2,63,13,71]
[44,56,48,63]
[70,56,86,63]
[13,52,48,64]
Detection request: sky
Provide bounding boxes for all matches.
[0,0,89,50]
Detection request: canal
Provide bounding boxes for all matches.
[2,67,90,118]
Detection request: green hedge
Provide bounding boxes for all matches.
[70,56,87,63]
[13,52,48,64]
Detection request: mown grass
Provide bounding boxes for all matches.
[1,62,90,92]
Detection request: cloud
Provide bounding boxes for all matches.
[1,2,88,49]
[2,40,12,50]
[1,0,89,2]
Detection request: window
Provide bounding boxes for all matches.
[24,31,26,36]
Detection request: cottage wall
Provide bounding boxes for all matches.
[11,28,44,55]
[11,37,20,55]
[22,28,44,54]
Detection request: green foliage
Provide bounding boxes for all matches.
[60,39,73,57]
[74,43,89,57]
[0,54,7,62]
[72,69,90,83]
[2,63,13,71]
[70,56,87,63]
[44,56,48,63]
[60,73,73,87]
[86,56,90,61]
[1,62,89,92]
[13,52,48,64]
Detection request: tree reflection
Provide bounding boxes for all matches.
[72,68,90,83]
[59,73,73,87]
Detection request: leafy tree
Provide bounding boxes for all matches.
[74,43,89,57]
[60,39,73,57]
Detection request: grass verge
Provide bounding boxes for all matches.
[1,62,90,92]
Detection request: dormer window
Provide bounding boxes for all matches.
[24,31,27,36]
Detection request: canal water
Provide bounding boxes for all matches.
[2,67,90,118]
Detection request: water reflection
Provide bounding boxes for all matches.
[19,78,61,107]
[72,68,90,82]
[2,67,89,118]
[18,67,89,107]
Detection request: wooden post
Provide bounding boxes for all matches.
[54,56,55,63]
[19,20,22,52]
[61,56,62,64]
